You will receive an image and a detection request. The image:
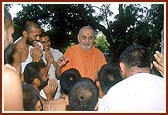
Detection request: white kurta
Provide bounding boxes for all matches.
[101,73,165,112]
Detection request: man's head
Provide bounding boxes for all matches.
[24,62,49,91]
[68,78,99,111]
[4,6,14,50]
[22,20,41,46]
[60,68,81,95]
[96,63,123,96]
[22,84,43,111]
[40,33,51,51]
[119,44,151,78]
[77,26,95,50]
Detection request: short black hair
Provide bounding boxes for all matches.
[24,62,45,84]
[68,78,99,111]
[97,63,123,94]
[119,44,151,68]
[23,19,40,33]
[40,32,49,38]
[60,68,81,95]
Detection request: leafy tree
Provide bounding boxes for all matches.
[106,4,163,62]
[7,3,164,62]
[94,34,110,53]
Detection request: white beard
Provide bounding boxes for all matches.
[80,43,92,50]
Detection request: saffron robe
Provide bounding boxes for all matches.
[62,44,107,81]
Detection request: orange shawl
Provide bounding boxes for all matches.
[61,44,107,81]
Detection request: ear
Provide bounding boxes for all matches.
[77,35,80,42]
[23,30,28,38]
[95,80,100,88]
[33,78,40,88]
[119,62,125,71]
[119,62,126,78]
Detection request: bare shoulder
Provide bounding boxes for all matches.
[4,66,23,111]
[12,43,22,59]
[13,38,26,53]
[14,43,22,53]
[14,38,22,48]
[4,64,20,85]
[4,66,20,82]
[50,98,67,111]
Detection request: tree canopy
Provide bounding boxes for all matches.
[7,3,164,62]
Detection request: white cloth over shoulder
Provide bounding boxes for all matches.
[101,73,165,112]
[21,46,33,74]
[13,37,33,74]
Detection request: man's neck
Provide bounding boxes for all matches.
[126,66,150,78]
[99,87,105,99]
[20,37,29,48]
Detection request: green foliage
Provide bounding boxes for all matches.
[94,34,110,52]
[108,4,164,62]
[7,3,164,62]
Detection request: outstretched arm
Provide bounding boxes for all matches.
[56,56,69,79]
[57,56,69,68]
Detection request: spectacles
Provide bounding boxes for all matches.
[40,40,51,44]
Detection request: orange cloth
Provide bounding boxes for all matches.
[62,44,107,81]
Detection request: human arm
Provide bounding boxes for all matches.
[56,56,69,79]
[153,51,164,77]
[44,49,52,73]
[11,50,22,76]
[43,78,58,101]
[52,60,62,79]
[45,49,63,79]
[10,48,24,83]
[57,56,69,67]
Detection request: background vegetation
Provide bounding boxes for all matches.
[6,3,164,63]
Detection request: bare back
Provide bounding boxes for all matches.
[4,65,24,111]
[44,98,67,111]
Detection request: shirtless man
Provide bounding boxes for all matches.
[11,20,44,83]
[3,6,23,111]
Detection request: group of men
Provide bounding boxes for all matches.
[3,6,165,112]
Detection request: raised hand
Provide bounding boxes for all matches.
[57,56,69,67]
[153,51,164,77]
[30,42,43,62]
[45,50,54,65]
[43,78,58,101]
